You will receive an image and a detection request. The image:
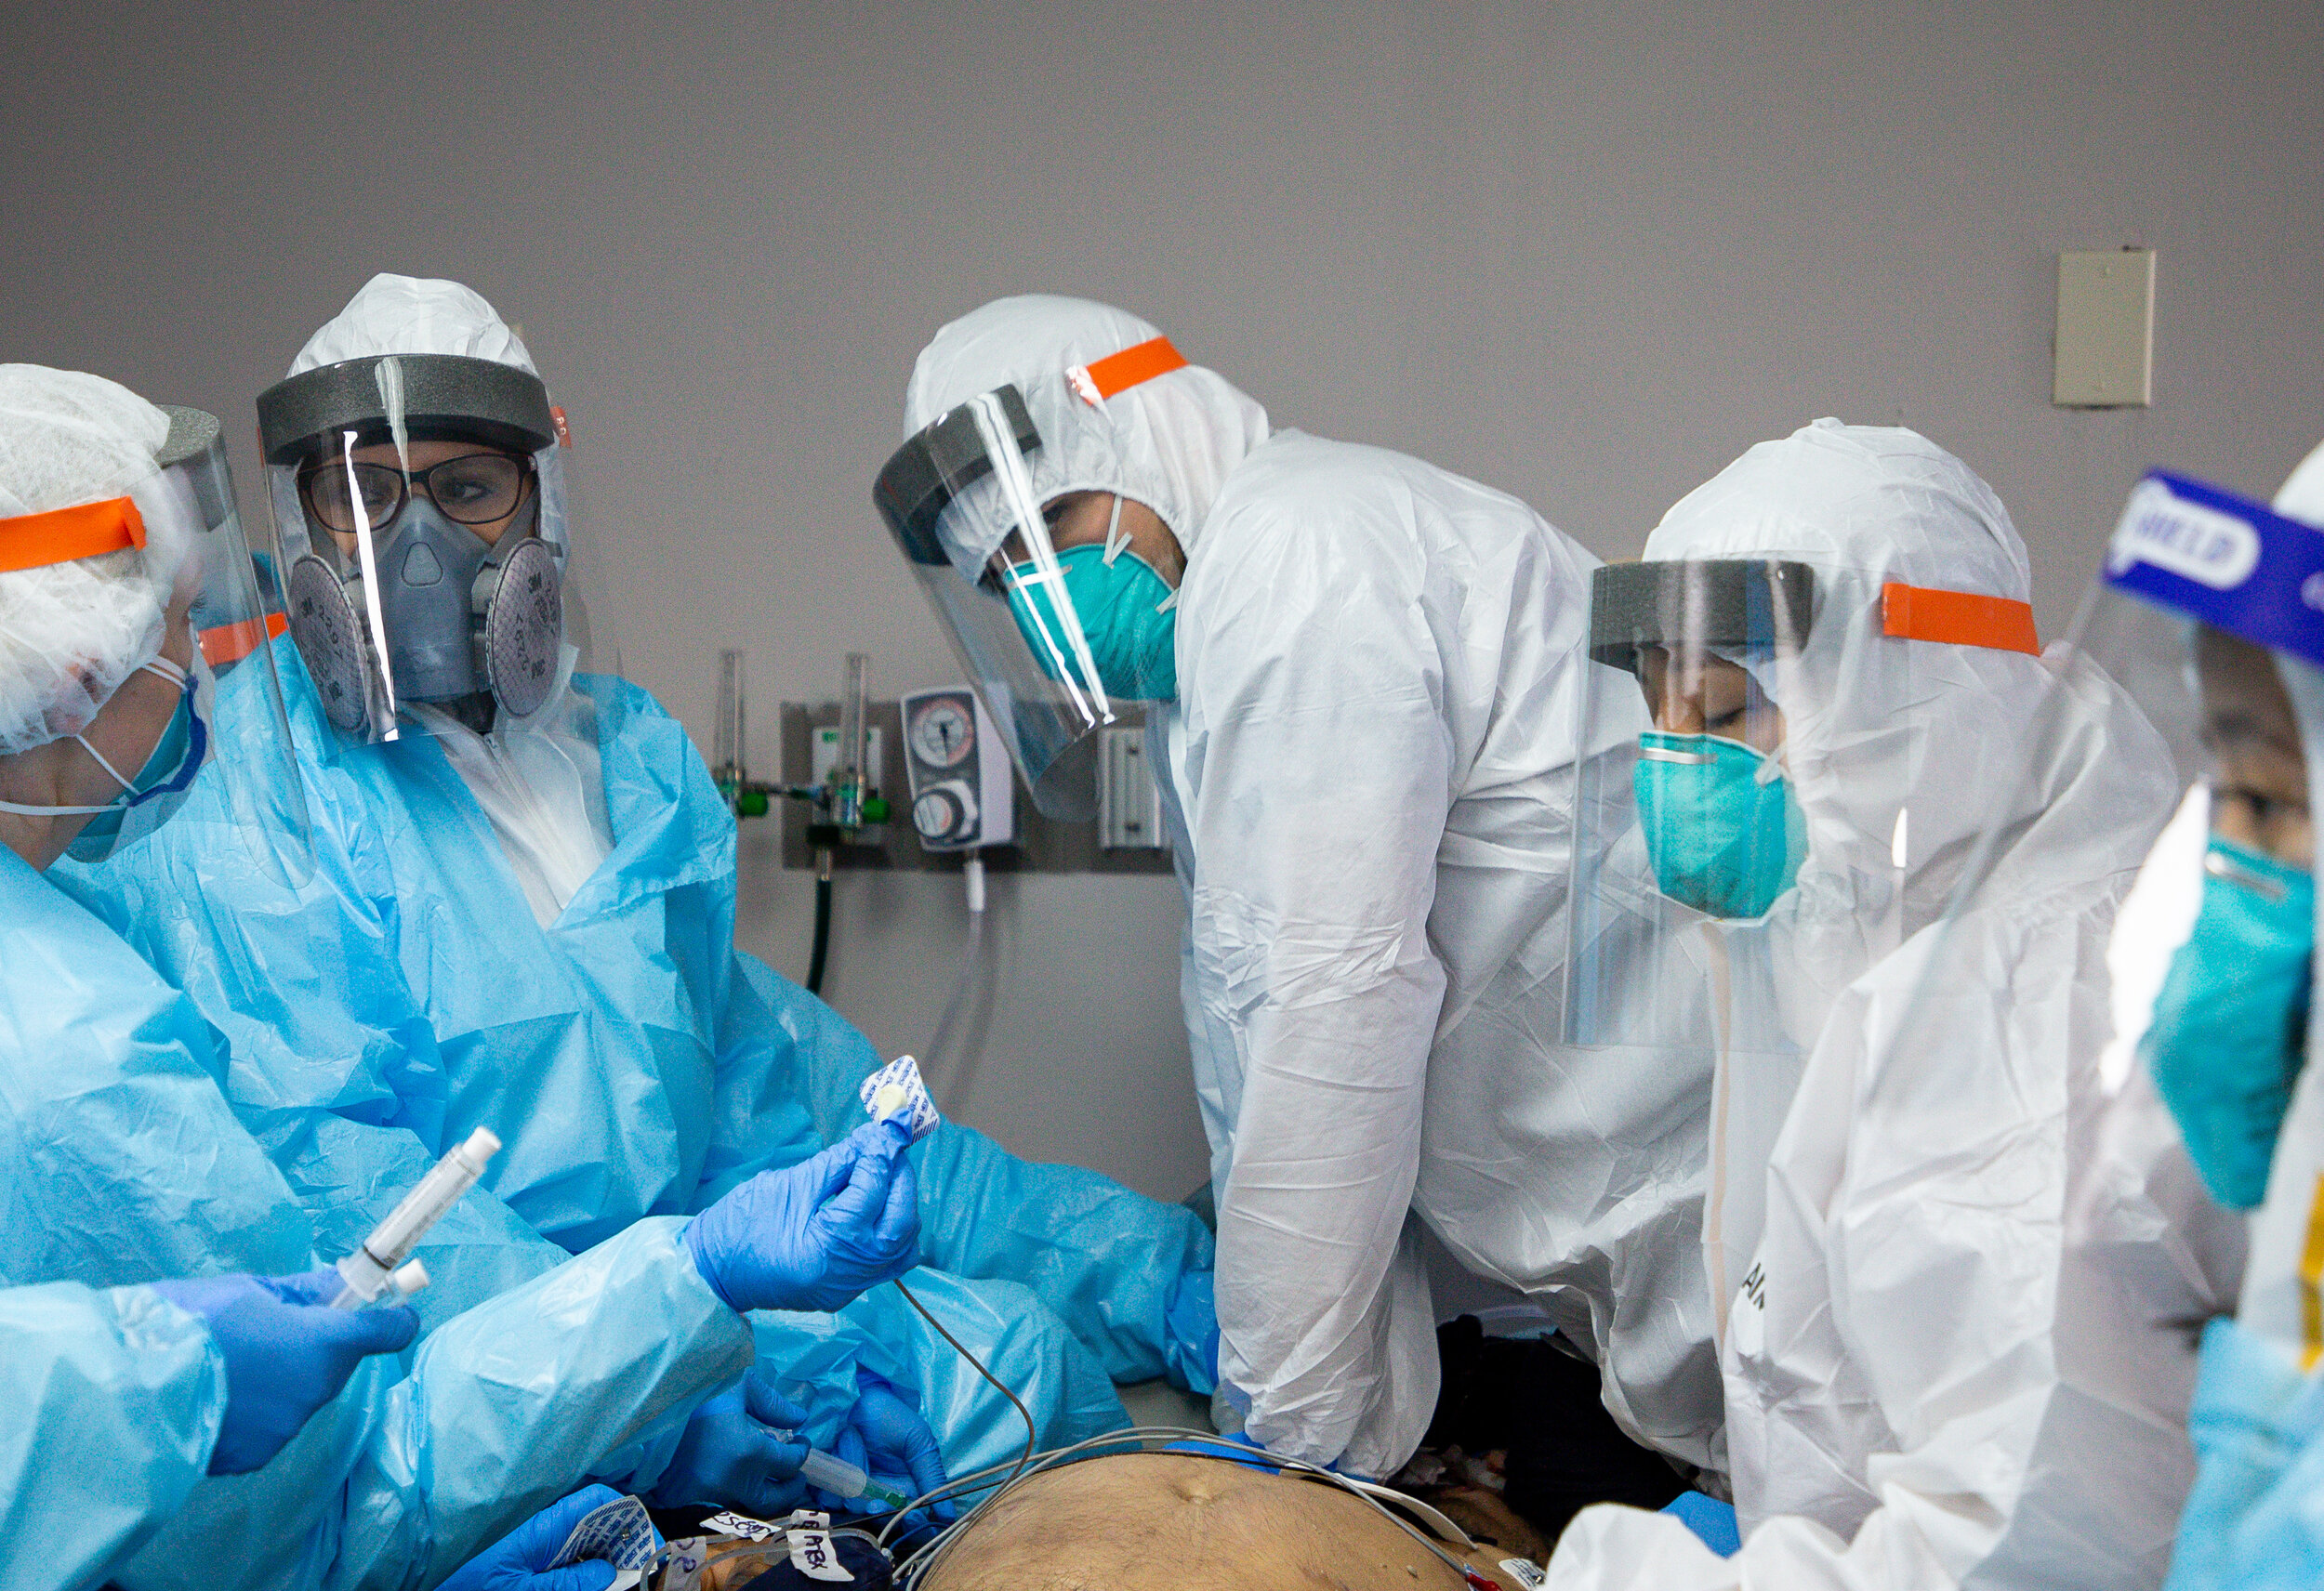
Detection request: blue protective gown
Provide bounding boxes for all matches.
[0,843,756,1591]
[61,649,1212,1477]
[0,1282,223,1591]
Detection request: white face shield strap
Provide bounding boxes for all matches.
[969,389,1113,722]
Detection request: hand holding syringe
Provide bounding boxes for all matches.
[770,1437,917,1511]
[327,1127,501,1309]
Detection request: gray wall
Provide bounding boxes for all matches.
[5,0,2318,1203]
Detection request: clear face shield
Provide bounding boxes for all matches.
[1565,561,1829,1041]
[157,407,287,678]
[257,352,579,744]
[875,384,1118,821]
[1566,553,2048,1319]
[1891,472,2324,1219]
[7,419,315,886]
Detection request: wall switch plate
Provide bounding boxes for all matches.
[2054,248,2155,408]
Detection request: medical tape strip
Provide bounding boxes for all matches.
[198,611,289,668]
[1879,583,2039,654]
[1498,1558,1549,1589]
[0,495,148,573]
[2104,470,2324,670]
[702,1510,783,1543]
[1065,335,1187,406]
[858,1054,941,1143]
[786,1523,855,1583]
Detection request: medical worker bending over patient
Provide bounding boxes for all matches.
[0,363,924,1588]
[1547,420,2192,1587]
[65,275,1218,1487]
[877,296,1718,1490]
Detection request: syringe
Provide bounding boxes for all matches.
[328,1127,501,1309]
[772,1434,917,1511]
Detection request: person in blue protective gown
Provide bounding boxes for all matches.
[60,275,1218,1487]
[0,362,931,1590]
[1,1274,414,1591]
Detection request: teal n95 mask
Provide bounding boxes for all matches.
[2144,836,2315,1210]
[1004,495,1179,703]
[1634,730,1807,919]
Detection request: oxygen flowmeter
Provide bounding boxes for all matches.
[902,687,1014,850]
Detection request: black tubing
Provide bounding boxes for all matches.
[807,870,834,995]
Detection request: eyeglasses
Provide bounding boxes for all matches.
[298,452,530,535]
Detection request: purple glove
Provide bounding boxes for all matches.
[150,1268,418,1475]
[686,1120,918,1313]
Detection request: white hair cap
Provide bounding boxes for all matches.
[289,272,538,376]
[2273,437,2324,526]
[0,365,192,755]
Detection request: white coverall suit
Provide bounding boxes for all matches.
[1551,420,2196,1589]
[903,295,1723,1481]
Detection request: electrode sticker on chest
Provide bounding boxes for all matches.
[859,1054,941,1143]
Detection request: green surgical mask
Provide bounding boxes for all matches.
[1634,730,1807,919]
[2143,835,2314,1210]
[1006,540,1179,703]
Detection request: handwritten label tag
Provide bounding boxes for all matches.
[786,1523,855,1583]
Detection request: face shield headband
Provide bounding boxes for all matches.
[257,352,562,743]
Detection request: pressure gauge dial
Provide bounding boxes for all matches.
[908,697,975,768]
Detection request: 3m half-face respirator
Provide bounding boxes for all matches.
[257,352,563,742]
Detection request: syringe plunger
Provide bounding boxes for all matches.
[331,1128,499,1309]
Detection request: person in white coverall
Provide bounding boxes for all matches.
[1550,418,2197,1587]
[1995,441,2324,1591]
[873,294,1723,1484]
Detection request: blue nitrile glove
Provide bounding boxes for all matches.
[150,1268,419,1475]
[647,1370,812,1518]
[686,1120,919,1314]
[2164,1316,2324,1591]
[822,1372,955,1523]
[1162,1269,1220,1395]
[1662,1491,1741,1557]
[439,1484,625,1591]
[1163,1430,1278,1473]
[1161,1429,1376,1481]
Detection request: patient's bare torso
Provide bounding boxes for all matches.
[918,1453,1538,1591]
